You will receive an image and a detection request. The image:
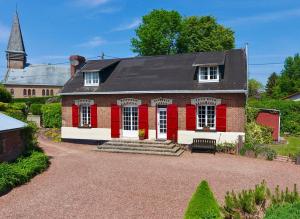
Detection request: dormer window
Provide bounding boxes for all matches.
[84,72,99,86]
[198,66,219,82]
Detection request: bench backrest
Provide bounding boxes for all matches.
[193,138,216,146]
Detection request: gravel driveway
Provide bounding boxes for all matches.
[1,136,300,219]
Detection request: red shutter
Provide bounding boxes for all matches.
[72,104,79,127]
[111,104,120,138]
[138,104,148,139]
[91,104,98,128]
[167,104,178,142]
[186,104,196,130]
[216,104,227,132]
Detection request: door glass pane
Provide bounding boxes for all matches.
[159,110,167,133]
[132,107,138,131]
[207,106,215,128]
[198,106,206,128]
[123,106,138,131]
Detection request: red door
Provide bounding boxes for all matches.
[111,104,120,138]
[138,104,148,139]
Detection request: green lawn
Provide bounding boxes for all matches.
[268,137,300,157]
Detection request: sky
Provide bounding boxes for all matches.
[1,0,300,85]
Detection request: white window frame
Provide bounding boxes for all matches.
[84,72,100,86]
[80,104,91,127]
[198,66,219,82]
[196,105,216,130]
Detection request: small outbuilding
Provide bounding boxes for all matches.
[0,113,27,162]
[283,92,300,101]
[256,109,280,142]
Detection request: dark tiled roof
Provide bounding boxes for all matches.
[81,59,120,71]
[61,49,247,94]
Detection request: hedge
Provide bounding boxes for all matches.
[13,96,61,104]
[42,103,61,128]
[184,180,221,219]
[248,99,300,135]
[264,202,300,219]
[29,103,43,115]
[0,85,12,103]
[0,151,49,195]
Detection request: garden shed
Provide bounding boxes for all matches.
[256,109,280,142]
[0,113,27,162]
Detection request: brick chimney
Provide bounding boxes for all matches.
[69,55,86,77]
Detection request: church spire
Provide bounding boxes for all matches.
[6,10,27,69]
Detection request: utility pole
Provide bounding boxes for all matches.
[245,43,249,99]
[101,52,105,60]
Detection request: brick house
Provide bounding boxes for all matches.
[0,113,27,162]
[2,11,70,98]
[61,49,247,144]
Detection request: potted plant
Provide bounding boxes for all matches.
[139,129,145,140]
[203,125,210,132]
[82,123,89,128]
[296,154,300,165]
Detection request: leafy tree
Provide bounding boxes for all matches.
[265,72,279,97]
[277,54,300,97]
[0,84,12,103]
[131,9,181,56]
[248,79,264,98]
[177,16,235,53]
[131,10,235,56]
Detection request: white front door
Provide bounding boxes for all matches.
[122,106,138,138]
[157,107,167,139]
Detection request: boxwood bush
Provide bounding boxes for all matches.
[13,96,61,104]
[184,180,221,219]
[29,103,43,115]
[42,103,61,128]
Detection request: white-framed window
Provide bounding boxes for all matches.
[197,105,216,129]
[198,66,219,82]
[84,72,99,86]
[80,105,91,127]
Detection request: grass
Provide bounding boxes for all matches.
[184,180,221,219]
[0,150,49,195]
[268,136,300,157]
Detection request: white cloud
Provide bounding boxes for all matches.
[77,36,106,48]
[224,8,300,26]
[0,22,10,43]
[76,0,109,7]
[112,18,141,32]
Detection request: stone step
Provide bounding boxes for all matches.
[102,141,176,149]
[108,139,172,145]
[95,148,184,156]
[98,144,180,153]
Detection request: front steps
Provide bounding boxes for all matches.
[96,139,184,156]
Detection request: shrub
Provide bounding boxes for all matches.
[3,109,26,121]
[0,150,49,195]
[246,122,273,146]
[271,184,299,205]
[8,102,27,113]
[216,142,236,153]
[248,99,300,135]
[29,104,43,115]
[0,85,12,103]
[0,102,8,111]
[260,147,277,161]
[264,202,300,219]
[184,180,221,219]
[42,103,61,128]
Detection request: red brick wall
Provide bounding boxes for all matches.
[256,112,280,141]
[0,130,25,162]
[62,93,246,132]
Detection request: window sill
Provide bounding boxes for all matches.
[78,126,92,129]
[195,129,217,132]
[84,84,99,87]
[198,80,219,83]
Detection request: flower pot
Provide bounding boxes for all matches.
[203,127,210,132]
[139,136,145,140]
[296,156,300,165]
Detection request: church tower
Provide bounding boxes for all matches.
[6,11,27,69]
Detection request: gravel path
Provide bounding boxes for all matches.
[1,136,300,219]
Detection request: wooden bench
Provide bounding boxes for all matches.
[190,138,216,154]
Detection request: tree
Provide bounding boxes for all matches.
[248,79,263,98]
[131,10,235,56]
[177,16,235,53]
[277,54,300,97]
[265,72,279,97]
[131,9,181,56]
[0,84,12,103]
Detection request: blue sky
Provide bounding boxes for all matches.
[1,0,300,85]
